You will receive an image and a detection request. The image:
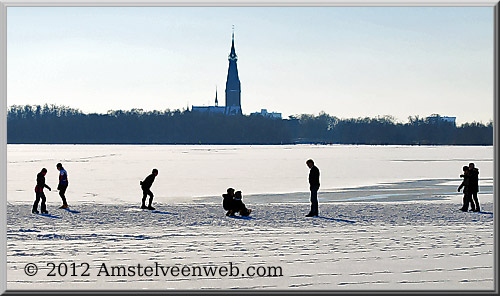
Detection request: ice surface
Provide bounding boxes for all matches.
[7,144,494,204]
[6,144,494,290]
[7,201,494,290]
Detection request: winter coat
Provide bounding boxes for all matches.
[140,174,156,190]
[309,165,320,188]
[222,194,235,211]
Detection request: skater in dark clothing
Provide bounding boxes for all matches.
[468,163,480,212]
[222,188,236,216]
[33,168,51,214]
[458,166,473,212]
[306,159,320,217]
[233,191,252,217]
[140,169,158,210]
[56,163,69,209]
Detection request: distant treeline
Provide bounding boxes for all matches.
[7,104,493,145]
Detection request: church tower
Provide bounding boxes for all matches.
[215,86,218,107]
[225,29,242,115]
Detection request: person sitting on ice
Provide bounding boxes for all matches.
[140,168,158,210]
[222,188,236,216]
[233,191,252,217]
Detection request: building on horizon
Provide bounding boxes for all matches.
[191,87,225,114]
[192,30,242,115]
[250,109,282,119]
[426,114,456,126]
[224,30,242,115]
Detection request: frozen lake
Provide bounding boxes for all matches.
[6,144,495,290]
[7,144,494,204]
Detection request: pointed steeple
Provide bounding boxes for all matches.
[229,26,237,61]
[215,86,218,107]
[225,26,242,115]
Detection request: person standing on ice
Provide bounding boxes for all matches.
[140,168,158,210]
[32,168,51,214]
[458,166,472,212]
[468,163,480,212]
[56,163,69,209]
[306,159,320,217]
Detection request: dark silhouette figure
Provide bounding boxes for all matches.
[32,168,51,214]
[233,191,252,217]
[306,159,320,217]
[56,163,69,209]
[140,169,158,210]
[468,163,480,212]
[222,188,236,216]
[458,166,473,212]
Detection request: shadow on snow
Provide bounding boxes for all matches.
[317,216,356,223]
[62,208,81,214]
[35,213,62,219]
[228,216,255,220]
[151,210,178,215]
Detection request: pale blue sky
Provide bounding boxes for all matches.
[7,6,494,124]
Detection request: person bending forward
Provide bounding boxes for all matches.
[141,168,158,210]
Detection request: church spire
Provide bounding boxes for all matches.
[225,26,242,115]
[215,86,218,107]
[229,25,237,61]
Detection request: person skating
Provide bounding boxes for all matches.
[56,163,69,209]
[233,191,252,217]
[458,166,473,212]
[468,163,480,212]
[222,188,236,216]
[306,159,320,217]
[32,168,51,214]
[140,169,158,210]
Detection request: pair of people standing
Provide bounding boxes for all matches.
[32,163,69,214]
[458,162,480,212]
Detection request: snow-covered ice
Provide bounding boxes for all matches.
[7,199,494,290]
[6,144,494,290]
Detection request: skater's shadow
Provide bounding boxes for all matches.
[478,211,493,215]
[62,208,81,214]
[37,213,62,219]
[229,216,255,220]
[152,210,178,215]
[318,216,356,224]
